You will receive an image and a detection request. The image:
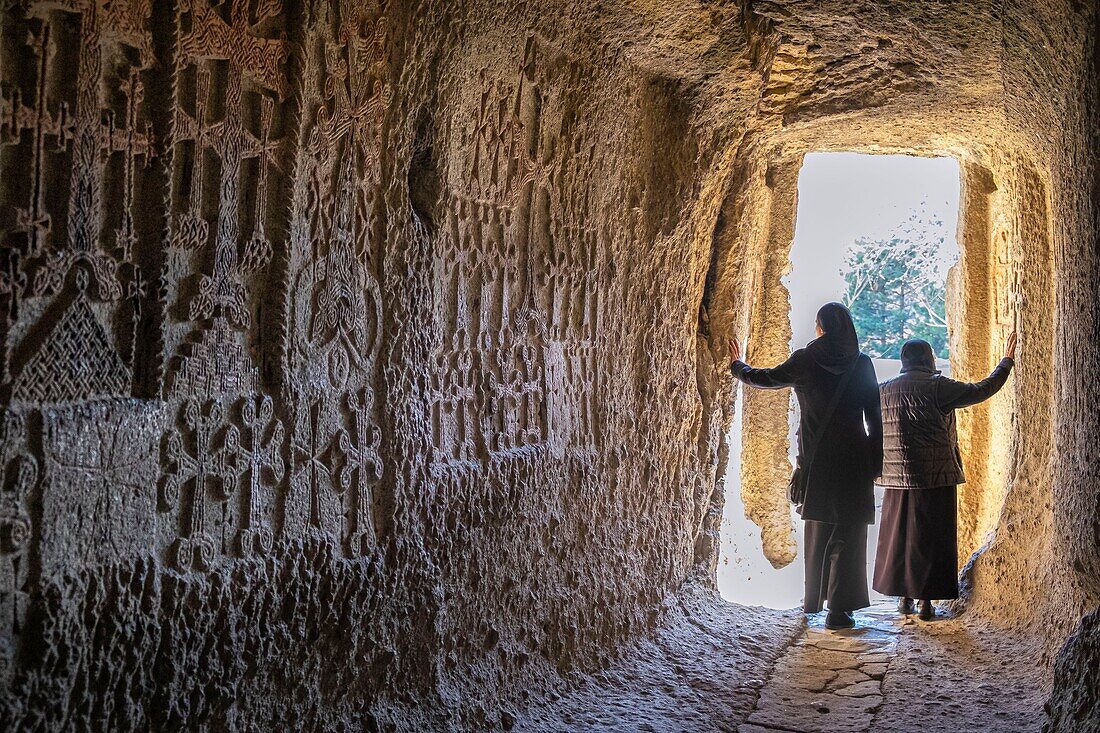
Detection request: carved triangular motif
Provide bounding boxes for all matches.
[12,295,130,405]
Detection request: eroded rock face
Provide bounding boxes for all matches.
[0,0,1095,729]
[1044,609,1100,732]
[0,1,723,727]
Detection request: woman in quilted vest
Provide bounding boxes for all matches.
[872,333,1016,620]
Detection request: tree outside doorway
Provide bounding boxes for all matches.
[842,202,956,360]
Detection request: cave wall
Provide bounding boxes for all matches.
[0,1,737,728]
[734,156,798,571]
[0,0,1096,729]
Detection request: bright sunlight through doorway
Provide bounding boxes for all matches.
[719,152,961,608]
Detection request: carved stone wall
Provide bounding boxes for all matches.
[0,0,1096,729]
[0,0,722,727]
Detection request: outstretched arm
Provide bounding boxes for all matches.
[728,337,803,389]
[937,332,1017,410]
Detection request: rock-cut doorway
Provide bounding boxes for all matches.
[719,152,962,608]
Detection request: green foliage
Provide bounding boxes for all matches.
[842,205,956,359]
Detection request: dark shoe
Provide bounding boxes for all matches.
[919,599,934,621]
[825,610,855,630]
[898,597,915,615]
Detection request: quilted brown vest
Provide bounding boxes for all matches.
[879,370,966,488]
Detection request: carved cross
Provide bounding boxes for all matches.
[8,22,75,262]
[291,398,336,532]
[170,65,214,252]
[177,0,289,98]
[336,389,382,556]
[309,14,388,168]
[229,395,285,556]
[162,399,237,571]
[240,95,281,275]
[110,69,154,265]
[187,68,253,327]
[22,6,141,304]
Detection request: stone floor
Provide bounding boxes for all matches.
[523,591,1048,732]
[739,603,901,733]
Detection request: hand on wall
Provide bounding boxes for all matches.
[729,336,743,365]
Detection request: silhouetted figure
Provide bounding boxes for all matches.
[872,334,1017,621]
[730,302,883,630]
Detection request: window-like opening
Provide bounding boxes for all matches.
[719,152,961,608]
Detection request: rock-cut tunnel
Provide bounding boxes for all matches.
[0,1,1096,731]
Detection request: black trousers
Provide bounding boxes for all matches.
[804,520,870,613]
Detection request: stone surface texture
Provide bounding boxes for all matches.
[0,0,1095,730]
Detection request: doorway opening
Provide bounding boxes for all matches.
[718,152,961,608]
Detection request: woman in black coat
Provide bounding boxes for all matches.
[730,302,883,630]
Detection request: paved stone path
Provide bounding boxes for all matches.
[738,602,903,733]
[521,591,1047,732]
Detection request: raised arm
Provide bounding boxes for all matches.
[937,332,1017,410]
[728,337,805,389]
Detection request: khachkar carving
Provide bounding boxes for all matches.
[161,395,285,571]
[430,38,556,465]
[0,1,156,406]
[39,400,161,573]
[290,388,381,557]
[286,0,387,392]
[162,0,290,400]
[162,400,234,571]
[335,389,381,555]
[230,395,285,556]
[0,414,36,687]
[281,1,388,554]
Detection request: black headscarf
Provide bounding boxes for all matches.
[900,338,937,372]
[807,302,860,374]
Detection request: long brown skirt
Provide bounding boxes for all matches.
[872,486,959,600]
[804,521,870,613]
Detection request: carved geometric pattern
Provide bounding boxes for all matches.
[168,317,260,399]
[11,275,130,404]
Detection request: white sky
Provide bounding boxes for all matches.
[786,152,961,350]
[719,152,961,609]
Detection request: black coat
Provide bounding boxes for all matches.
[732,349,883,525]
